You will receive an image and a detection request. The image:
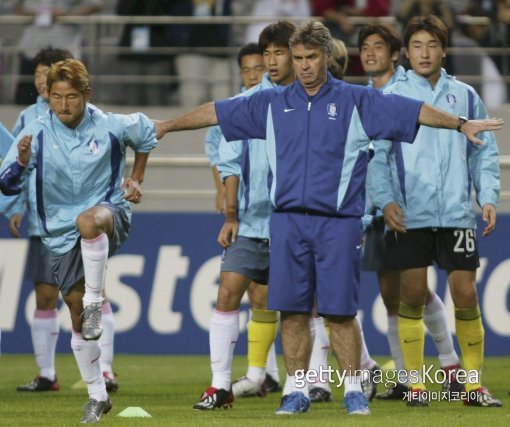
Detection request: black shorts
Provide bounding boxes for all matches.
[361,216,386,272]
[384,227,480,271]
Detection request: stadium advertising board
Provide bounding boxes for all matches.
[1,213,509,355]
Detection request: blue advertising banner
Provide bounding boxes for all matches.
[0,213,509,355]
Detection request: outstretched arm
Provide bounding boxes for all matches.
[418,104,504,145]
[155,102,218,140]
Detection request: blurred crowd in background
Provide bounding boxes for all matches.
[0,0,508,107]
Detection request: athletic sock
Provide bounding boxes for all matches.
[455,305,484,391]
[357,316,377,370]
[283,374,309,397]
[71,331,107,402]
[246,308,278,385]
[387,314,405,371]
[399,303,426,390]
[424,292,459,367]
[210,308,239,390]
[308,317,331,391]
[99,303,114,374]
[81,234,109,306]
[265,343,280,384]
[32,309,59,381]
[343,374,363,395]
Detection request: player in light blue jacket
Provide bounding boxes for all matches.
[0,123,14,161]
[194,23,296,411]
[155,19,503,417]
[359,23,461,402]
[0,59,159,423]
[2,48,119,394]
[367,16,501,408]
[203,43,266,214]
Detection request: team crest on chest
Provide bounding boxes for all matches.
[87,138,100,155]
[446,94,456,107]
[327,103,338,119]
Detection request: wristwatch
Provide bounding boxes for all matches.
[457,116,468,132]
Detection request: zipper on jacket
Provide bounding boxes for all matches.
[301,99,312,207]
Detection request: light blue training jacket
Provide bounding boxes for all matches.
[0,105,157,255]
[363,65,407,230]
[204,125,223,167]
[12,96,48,138]
[1,96,53,236]
[367,69,500,229]
[217,74,276,239]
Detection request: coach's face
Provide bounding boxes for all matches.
[292,43,329,96]
[49,80,91,129]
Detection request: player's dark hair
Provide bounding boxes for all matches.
[33,46,73,70]
[358,23,402,62]
[237,43,262,67]
[403,15,448,49]
[258,20,296,52]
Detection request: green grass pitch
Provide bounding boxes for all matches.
[0,354,509,426]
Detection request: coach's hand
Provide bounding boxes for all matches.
[461,118,504,145]
[383,202,406,233]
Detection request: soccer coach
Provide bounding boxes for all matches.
[155,19,503,416]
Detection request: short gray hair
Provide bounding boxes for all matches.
[289,20,333,55]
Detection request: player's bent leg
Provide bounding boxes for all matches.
[77,206,114,341]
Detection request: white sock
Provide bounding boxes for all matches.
[81,234,109,306]
[246,366,265,385]
[99,303,114,374]
[387,315,405,371]
[210,309,239,390]
[32,309,59,381]
[343,374,362,395]
[265,342,280,383]
[71,331,107,401]
[308,317,331,391]
[357,316,376,369]
[283,374,309,397]
[424,292,460,367]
